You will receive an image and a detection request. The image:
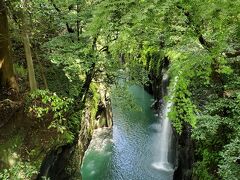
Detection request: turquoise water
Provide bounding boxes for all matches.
[81,128,112,179]
[81,86,175,180]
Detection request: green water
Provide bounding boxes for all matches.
[81,86,175,180]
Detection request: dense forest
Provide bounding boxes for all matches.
[0,0,240,179]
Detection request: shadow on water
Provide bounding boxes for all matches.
[81,86,176,180]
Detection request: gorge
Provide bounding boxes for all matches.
[0,1,239,180]
[81,76,177,180]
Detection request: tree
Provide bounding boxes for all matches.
[20,0,37,91]
[0,0,18,93]
[1,0,239,179]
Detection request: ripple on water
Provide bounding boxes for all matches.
[81,86,176,180]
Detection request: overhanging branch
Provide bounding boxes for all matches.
[177,4,239,59]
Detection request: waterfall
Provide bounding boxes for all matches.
[152,70,175,172]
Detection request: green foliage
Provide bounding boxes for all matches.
[44,64,71,96]
[219,135,240,180]
[5,0,240,179]
[192,93,240,179]
[26,90,74,141]
[13,64,27,78]
[193,149,217,180]
[168,76,197,134]
[0,161,37,180]
[0,134,23,152]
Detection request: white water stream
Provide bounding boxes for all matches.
[152,72,176,172]
[152,100,174,171]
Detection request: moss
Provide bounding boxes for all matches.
[0,134,23,152]
[147,49,163,77]
[86,82,101,134]
[99,118,107,127]
[89,83,100,118]
[0,134,23,168]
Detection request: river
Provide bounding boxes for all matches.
[81,86,175,180]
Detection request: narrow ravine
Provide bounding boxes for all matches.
[81,85,176,180]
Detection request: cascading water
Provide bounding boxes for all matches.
[152,70,175,172]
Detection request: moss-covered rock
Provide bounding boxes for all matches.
[36,83,113,180]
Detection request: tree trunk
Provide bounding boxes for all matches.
[21,0,37,91]
[76,0,81,41]
[0,0,18,92]
[34,50,48,89]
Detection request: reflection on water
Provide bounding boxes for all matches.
[81,86,175,180]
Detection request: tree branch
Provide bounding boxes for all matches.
[177,4,240,59]
[177,5,212,50]
[49,0,75,33]
[49,0,61,12]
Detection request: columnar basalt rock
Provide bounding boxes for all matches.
[95,84,113,128]
[174,122,194,180]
